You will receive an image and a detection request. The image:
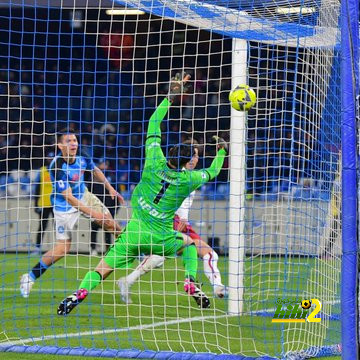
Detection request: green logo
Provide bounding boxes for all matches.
[272,298,321,323]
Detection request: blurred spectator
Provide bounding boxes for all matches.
[117,158,129,192]
[129,162,141,191]
[98,28,134,70]
[33,152,54,254]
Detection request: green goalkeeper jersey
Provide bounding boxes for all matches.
[131,97,226,230]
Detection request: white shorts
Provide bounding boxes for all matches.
[54,189,110,241]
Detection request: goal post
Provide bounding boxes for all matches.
[228,38,247,316]
[340,0,359,357]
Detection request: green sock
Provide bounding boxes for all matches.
[182,244,198,279]
[79,271,101,292]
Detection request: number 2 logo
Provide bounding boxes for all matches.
[307,299,321,323]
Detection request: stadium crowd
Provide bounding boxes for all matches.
[0,7,337,201]
[0,62,230,199]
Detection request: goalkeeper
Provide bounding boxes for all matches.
[118,141,227,304]
[57,73,227,315]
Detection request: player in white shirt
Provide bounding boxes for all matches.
[118,141,226,304]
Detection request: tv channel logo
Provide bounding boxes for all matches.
[271,298,321,323]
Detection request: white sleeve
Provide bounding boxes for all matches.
[175,191,195,221]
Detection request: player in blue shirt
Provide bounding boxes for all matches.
[20,130,124,298]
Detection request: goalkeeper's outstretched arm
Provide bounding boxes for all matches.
[204,148,227,180]
[145,72,191,165]
[190,136,227,189]
[144,98,170,165]
[203,135,228,180]
[145,98,171,146]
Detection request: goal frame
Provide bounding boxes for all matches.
[340,0,359,357]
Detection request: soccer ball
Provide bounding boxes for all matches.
[229,84,256,111]
[301,299,312,309]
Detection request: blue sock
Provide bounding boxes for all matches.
[30,259,49,280]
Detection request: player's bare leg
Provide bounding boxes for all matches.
[20,239,72,298]
[189,238,227,298]
[41,239,72,266]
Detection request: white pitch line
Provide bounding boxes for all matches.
[0,297,341,347]
[2,287,104,294]
[2,287,183,296]
[1,303,340,348]
[3,287,340,297]
[0,313,232,346]
[2,288,68,293]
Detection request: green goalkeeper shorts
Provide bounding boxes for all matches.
[103,217,184,269]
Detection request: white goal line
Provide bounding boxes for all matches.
[0,313,232,347]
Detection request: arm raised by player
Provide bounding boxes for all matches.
[202,135,228,179]
[145,72,191,166]
[202,135,228,180]
[189,147,227,190]
[144,98,170,164]
[184,134,228,191]
[204,148,227,180]
[92,166,125,205]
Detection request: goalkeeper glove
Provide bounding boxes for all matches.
[211,135,228,154]
[168,72,192,103]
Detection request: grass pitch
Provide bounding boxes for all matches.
[0,253,341,359]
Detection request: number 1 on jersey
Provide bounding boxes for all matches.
[154,179,170,204]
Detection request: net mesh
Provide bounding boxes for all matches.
[0,0,342,358]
